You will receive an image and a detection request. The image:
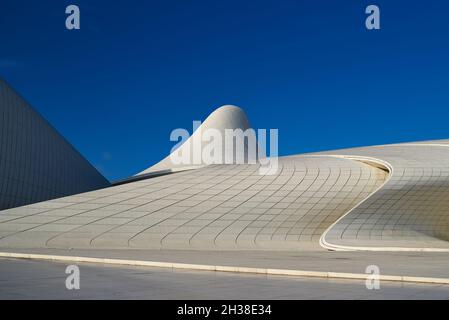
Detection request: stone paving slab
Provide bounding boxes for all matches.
[2,247,449,281]
[2,257,449,299]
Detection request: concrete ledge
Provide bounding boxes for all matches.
[2,251,449,285]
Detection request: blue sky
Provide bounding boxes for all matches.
[1,0,448,181]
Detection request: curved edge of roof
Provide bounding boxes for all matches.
[318,154,449,253]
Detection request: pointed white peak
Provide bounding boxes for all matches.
[138,105,257,175]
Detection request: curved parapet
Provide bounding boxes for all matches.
[0,79,110,211]
[138,105,254,175]
[318,144,449,252]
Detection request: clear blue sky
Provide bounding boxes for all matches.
[1,0,448,181]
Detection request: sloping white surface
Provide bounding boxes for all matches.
[0,79,110,211]
[139,105,253,174]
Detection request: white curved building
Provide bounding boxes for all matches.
[0,80,110,211]
[1,95,449,253]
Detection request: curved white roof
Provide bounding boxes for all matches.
[138,105,253,174]
[1,105,449,253]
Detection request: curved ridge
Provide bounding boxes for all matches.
[318,145,449,252]
[319,156,394,251]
